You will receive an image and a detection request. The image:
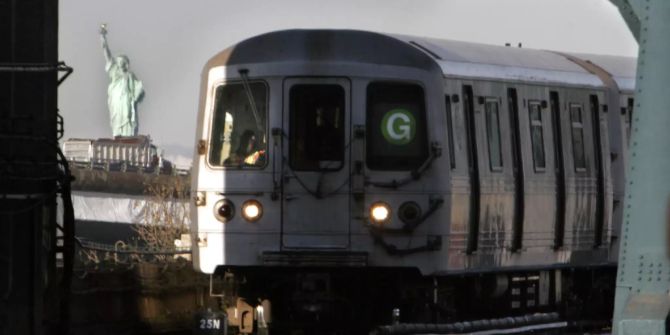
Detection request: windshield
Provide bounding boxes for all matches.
[208,82,268,168]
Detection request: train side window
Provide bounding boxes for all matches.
[289,84,345,171]
[485,100,503,171]
[366,82,428,170]
[570,104,586,171]
[208,82,268,168]
[528,102,546,171]
[445,95,456,169]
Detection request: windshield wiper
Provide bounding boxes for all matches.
[238,69,263,132]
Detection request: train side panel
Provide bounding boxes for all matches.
[443,76,614,272]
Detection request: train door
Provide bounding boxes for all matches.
[518,89,557,252]
[559,91,601,249]
[462,85,481,253]
[467,84,515,252]
[443,87,473,256]
[589,94,609,248]
[281,78,351,249]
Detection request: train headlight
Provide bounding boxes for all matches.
[242,200,263,222]
[370,202,391,224]
[213,199,235,223]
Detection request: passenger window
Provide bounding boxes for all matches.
[529,102,546,171]
[209,82,267,168]
[485,100,503,171]
[445,95,456,169]
[366,82,428,170]
[289,84,345,171]
[570,104,586,171]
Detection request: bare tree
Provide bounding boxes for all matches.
[133,176,190,263]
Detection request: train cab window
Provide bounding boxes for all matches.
[366,82,428,170]
[485,100,503,171]
[528,102,546,171]
[289,84,345,171]
[208,82,268,168]
[570,104,586,171]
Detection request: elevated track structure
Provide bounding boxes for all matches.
[609,0,670,333]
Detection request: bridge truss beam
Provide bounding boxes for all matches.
[610,0,670,333]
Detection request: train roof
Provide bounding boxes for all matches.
[204,29,439,72]
[394,35,637,91]
[206,29,636,91]
[565,52,637,92]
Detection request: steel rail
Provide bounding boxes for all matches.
[371,313,611,335]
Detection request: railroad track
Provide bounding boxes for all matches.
[372,313,610,335]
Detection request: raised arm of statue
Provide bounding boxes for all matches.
[100,24,112,69]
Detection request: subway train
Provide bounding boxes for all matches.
[190,29,635,333]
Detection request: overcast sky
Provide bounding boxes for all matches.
[58,0,638,165]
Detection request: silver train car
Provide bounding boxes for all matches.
[190,29,635,332]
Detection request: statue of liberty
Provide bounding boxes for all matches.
[100,24,144,137]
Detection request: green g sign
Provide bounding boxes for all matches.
[381,109,416,145]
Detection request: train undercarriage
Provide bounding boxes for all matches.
[209,265,616,335]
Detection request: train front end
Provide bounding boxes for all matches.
[191,30,449,276]
[187,29,630,333]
